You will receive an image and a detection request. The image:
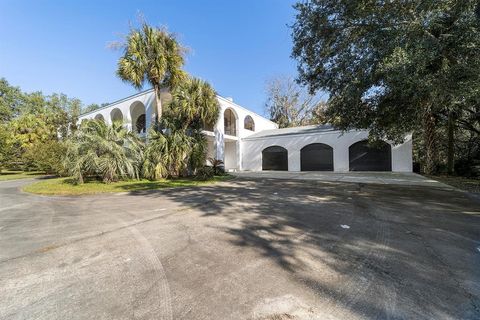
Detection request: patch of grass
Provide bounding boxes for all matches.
[427,175,480,193]
[0,170,45,181]
[22,175,233,195]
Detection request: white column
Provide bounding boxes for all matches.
[236,140,242,170]
[334,147,349,172]
[288,148,301,171]
[215,129,225,162]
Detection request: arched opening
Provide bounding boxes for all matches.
[349,140,392,171]
[262,146,288,171]
[301,143,334,171]
[244,115,255,131]
[130,102,146,134]
[224,108,237,136]
[94,114,105,122]
[110,108,124,124]
[136,114,146,133]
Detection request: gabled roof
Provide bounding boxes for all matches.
[244,124,337,140]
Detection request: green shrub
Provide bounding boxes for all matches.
[207,157,225,175]
[195,166,214,180]
[64,120,143,184]
[22,140,67,175]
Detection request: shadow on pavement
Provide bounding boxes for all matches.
[125,177,480,318]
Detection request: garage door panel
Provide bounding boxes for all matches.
[262,146,288,171]
[301,143,334,171]
[349,140,391,171]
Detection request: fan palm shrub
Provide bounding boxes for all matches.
[166,77,220,131]
[143,77,219,179]
[207,157,225,175]
[64,120,143,184]
[142,129,194,179]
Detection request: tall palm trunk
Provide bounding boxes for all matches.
[154,85,162,128]
[423,107,437,175]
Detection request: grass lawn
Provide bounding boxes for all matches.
[0,170,46,182]
[22,175,234,195]
[428,175,480,193]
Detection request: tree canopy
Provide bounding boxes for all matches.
[292,0,480,173]
[115,22,187,121]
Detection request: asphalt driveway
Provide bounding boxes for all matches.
[0,177,479,319]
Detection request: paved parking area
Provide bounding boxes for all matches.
[234,171,450,187]
[0,177,479,319]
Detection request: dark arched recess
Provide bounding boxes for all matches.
[135,114,146,133]
[300,143,334,171]
[349,140,392,171]
[262,146,288,171]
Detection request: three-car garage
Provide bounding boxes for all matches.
[242,125,412,172]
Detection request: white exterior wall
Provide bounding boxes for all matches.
[78,90,278,171]
[78,90,412,173]
[78,89,158,133]
[212,96,278,171]
[241,130,413,172]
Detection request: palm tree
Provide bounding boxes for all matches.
[142,129,192,179]
[116,22,187,124]
[166,77,220,131]
[64,120,143,183]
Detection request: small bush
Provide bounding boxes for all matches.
[207,157,225,175]
[195,166,214,180]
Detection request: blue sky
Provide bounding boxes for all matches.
[0,0,298,115]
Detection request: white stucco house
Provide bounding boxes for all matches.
[78,89,413,172]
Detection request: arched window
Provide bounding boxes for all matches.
[349,140,392,171]
[94,114,105,122]
[244,115,255,131]
[262,146,288,171]
[224,109,237,136]
[301,143,334,171]
[110,108,123,124]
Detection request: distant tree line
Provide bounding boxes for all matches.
[264,76,328,128]
[0,78,105,173]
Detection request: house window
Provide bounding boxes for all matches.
[244,115,255,131]
[224,109,237,136]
